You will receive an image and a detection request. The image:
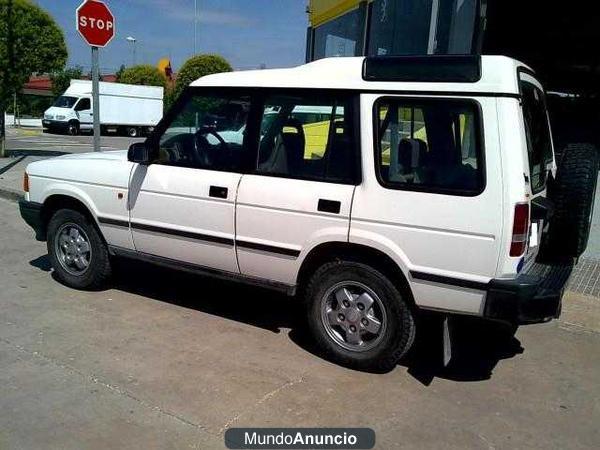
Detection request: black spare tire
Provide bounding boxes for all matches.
[542,143,599,260]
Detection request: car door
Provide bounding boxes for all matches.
[74,98,93,130]
[235,91,359,285]
[128,89,252,273]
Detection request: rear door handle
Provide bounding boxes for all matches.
[209,185,228,199]
[318,199,341,214]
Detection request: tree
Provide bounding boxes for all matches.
[0,0,67,155]
[117,64,167,88]
[50,66,84,98]
[173,54,232,101]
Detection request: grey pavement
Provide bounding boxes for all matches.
[1,195,600,449]
[5,127,143,154]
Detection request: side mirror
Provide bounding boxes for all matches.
[128,142,152,164]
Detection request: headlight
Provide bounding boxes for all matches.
[56,115,65,120]
[44,114,53,120]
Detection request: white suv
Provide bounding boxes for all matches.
[19,56,597,371]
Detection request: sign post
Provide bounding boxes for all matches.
[91,46,101,153]
[76,0,115,152]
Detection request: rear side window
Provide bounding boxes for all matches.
[520,81,553,193]
[256,93,358,184]
[374,98,484,195]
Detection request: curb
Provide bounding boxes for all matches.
[0,186,23,202]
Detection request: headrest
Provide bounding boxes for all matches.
[398,138,428,170]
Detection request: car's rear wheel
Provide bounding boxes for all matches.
[47,209,112,290]
[305,260,416,372]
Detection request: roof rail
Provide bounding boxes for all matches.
[362,55,482,83]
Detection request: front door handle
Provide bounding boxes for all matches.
[318,199,341,214]
[209,185,228,199]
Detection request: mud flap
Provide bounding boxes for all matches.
[443,315,453,367]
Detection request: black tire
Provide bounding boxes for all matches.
[67,121,79,136]
[305,260,416,372]
[542,143,599,260]
[47,209,112,290]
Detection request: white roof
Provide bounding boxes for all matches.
[191,56,530,95]
[66,79,164,99]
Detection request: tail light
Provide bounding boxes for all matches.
[23,172,29,193]
[510,202,530,257]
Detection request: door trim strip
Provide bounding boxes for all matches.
[410,271,489,291]
[98,216,301,257]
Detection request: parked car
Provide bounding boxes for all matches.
[43,79,164,137]
[20,56,598,370]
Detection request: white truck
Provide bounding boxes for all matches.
[43,80,164,137]
[21,56,598,371]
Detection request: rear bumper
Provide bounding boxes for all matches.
[19,200,45,241]
[484,261,574,324]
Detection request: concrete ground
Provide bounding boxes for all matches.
[4,126,143,154]
[1,195,600,449]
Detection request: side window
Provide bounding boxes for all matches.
[157,93,251,172]
[520,81,553,194]
[256,94,357,184]
[75,98,91,111]
[375,98,484,195]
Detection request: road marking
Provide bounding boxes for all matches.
[7,146,121,151]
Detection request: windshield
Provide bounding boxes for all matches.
[521,80,554,193]
[53,96,78,109]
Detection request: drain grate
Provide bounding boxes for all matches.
[568,257,600,298]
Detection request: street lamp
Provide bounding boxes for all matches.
[194,0,198,55]
[126,36,137,65]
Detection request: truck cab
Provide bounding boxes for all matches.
[43,94,93,135]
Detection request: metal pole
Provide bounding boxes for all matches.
[92,46,101,152]
[194,0,197,55]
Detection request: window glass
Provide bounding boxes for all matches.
[368,0,477,56]
[313,8,365,59]
[368,0,433,56]
[157,94,250,172]
[53,96,78,109]
[257,94,356,183]
[376,98,483,194]
[443,0,477,54]
[521,82,554,193]
[75,98,91,111]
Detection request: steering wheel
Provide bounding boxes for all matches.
[193,126,228,166]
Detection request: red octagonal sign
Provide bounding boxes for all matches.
[76,0,115,48]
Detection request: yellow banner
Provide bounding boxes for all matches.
[309,0,365,27]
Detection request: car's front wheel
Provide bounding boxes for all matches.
[305,260,416,372]
[67,121,79,136]
[47,209,112,290]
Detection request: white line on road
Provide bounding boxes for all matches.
[8,147,121,151]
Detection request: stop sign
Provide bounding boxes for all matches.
[76,0,115,47]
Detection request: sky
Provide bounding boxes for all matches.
[36,0,309,74]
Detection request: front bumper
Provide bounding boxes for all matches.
[19,200,45,241]
[42,119,68,131]
[484,261,574,324]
